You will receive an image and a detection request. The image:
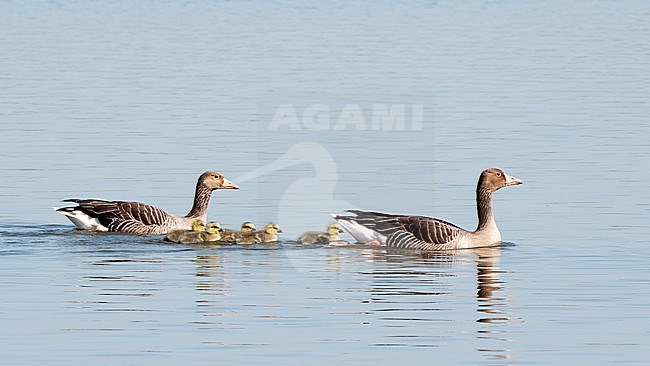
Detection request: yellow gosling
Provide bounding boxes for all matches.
[165,219,205,243]
[240,221,256,233]
[202,221,223,242]
[236,222,283,244]
[297,222,343,245]
[177,221,223,244]
[220,221,256,243]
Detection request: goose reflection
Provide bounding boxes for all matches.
[473,247,517,361]
[337,246,517,359]
[475,248,506,321]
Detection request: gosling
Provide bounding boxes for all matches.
[220,221,256,243]
[176,221,223,244]
[297,222,343,245]
[236,222,283,244]
[165,219,205,243]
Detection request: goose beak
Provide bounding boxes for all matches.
[218,228,224,232]
[222,177,239,190]
[505,173,523,186]
[277,228,284,234]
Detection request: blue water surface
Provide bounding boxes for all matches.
[1,1,648,364]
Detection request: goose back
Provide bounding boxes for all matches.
[62,199,188,235]
[339,210,467,250]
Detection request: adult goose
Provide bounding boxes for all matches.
[56,171,238,234]
[333,168,522,250]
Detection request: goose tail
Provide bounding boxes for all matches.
[56,204,109,231]
[331,211,386,244]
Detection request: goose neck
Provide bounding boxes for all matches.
[186,184,213,219]
[476,187,495,231]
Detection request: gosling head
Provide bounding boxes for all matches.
[205,222,222,234]
[191,219,206,231]
[327,222,342,237]
[240,222,256,233]
[478,168,522,193]
[199,171,239,191]
[264,222,283,235]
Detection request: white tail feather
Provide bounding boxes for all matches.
[332,213,386,244]
[57,209,109,231]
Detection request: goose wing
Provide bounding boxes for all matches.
[342,210,465,250]
[61,199,174,234]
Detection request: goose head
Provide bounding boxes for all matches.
[264,222,283,235]
[240,222,256,233]
[199,171,239,191]
[479,168,523,193]
[327,222,342,236]
[205,222,223,234]
[191,219,207,231]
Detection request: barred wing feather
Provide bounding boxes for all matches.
[344,210,463,250]
[62,199,173,234]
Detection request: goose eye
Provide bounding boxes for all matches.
[496,172,502,177]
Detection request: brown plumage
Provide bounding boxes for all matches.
[334,168,522,250]
[56,171,238,235]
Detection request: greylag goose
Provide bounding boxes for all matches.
[174,221,223,244]
[56,171,238,234]
[219,221,256,243]
[165,219,205,242]
[333,168,522,250]
[297,222,343,245]
[236,222,283,244]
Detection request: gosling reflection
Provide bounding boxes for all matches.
[193,254,229,294]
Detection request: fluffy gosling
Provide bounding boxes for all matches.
[297,222,343,245]
[165,219,205,243]
[236,222,283,244]
[220,221,256,243]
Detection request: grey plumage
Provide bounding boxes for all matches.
[63,199,174,235]
[338,211,462,250]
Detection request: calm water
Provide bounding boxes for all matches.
[1,0,649,364]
